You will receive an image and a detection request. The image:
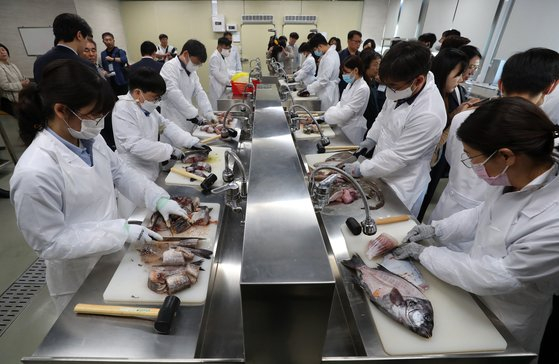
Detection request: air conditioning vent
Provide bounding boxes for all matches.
[241,15,274,24]
[283,15,317,24]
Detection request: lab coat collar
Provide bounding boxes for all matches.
[394,71,433,108]
[517,162,559,218]
[176,56,191,76]
[519,163,558,192]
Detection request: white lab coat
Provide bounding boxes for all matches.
[208,49,231,110]
[160,56,214,133]
[422,163,559,354]
[361,72,446,211]
[542,86,559,125]
[112,93,199,181]
[226,44,242,75]
[307,45,340,111]
[428,109,492,223]
[294,53,316,86]
[10,131,168,312]
[324,77,370,144]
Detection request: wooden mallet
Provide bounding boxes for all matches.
[170,167,217,191]
[74,295,181,335]
[316,144,359,153]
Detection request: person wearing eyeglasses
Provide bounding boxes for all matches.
[10,60,188,313]
[394,97,559,357]
[112,68,202,217]
[428,48,559,225]
[342,41,446,217]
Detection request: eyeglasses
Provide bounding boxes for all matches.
[69,109,108,126]
[460,151,496,168]
[140,90,162,103]
[468,64,480,70]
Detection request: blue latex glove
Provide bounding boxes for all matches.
[156,198,188,227]
[343,161,362,178]
[392,242,425,261]
[403,224,436,243]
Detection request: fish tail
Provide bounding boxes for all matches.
[341,254,366,270]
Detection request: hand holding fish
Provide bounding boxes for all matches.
[392,242,425,261]
[343,161,362,177]
[402,224,436,243]
[157,198,188,228]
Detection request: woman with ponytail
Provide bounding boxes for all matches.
[395,97,559,355]
[11,60,188,312]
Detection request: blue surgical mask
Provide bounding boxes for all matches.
[314,50,323,57]
[342,73,355,84]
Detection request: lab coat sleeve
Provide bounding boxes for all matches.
[158,112,199,148]
[209,55,230,86]
[0,68,23,92]
[360,111,444,178]
[112,104,174,163]
[307,54,336,94]
[160,63,199,120]
[294,58,316,83]
[324,84,370,125]
[193,75,214,120]
[103,138,169,210]
[432,203,483,245]
[11,168,127,261]
[445,112,468,164]
[420,246,523,296]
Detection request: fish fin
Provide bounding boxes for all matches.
[375,264,395,275]
[341,254,365,270]
[190,248,213,259]
[389,288,405,306]
[191,259,204,266]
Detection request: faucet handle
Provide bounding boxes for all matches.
[222,167,235,183]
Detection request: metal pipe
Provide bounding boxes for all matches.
[289,104,330,146]
[309,166,377,235]
[221,102,253,139]
[225,149,248,198]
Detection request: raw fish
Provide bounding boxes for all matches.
[342,254,434,338]
[366,233,399,260]
[381,253,429,291]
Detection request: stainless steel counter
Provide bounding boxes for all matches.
[23,77,534,363]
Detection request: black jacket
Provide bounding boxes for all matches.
[33,45,95,83]
[129,57,163,74]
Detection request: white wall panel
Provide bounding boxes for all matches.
[360,0,390,50]
[384,0,401,38]
[453,0,499,52]
[421,0,457,39]
[396,0,422,38]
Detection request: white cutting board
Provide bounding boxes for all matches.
[103,203,220,306]
[294,123,335,140]
[165,146,229,188]
[306,152,348,170]
[341,223,507,355]
[191,119,237,140]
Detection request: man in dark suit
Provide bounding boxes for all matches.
[129,41,163,74]
[33,13,95,83]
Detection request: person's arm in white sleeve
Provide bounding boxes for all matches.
[192,74,214,120]
[420,247,522,296]
[160,63,199,119]
[158,112,199,148]
[10,168,127,261]
[431,203,483,245]
[307,54,335,94]
[209,56,230,87]
[360,111,443,178]
[112,104,174,163]
[324,85,370,126]
[294,57,315,83]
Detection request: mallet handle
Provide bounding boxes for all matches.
[74,303,159,318]
[200,134,222,144]
[324,145,359,151]
[376,215,410,225]
[170,167,205,182]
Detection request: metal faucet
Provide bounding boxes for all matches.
[221,102,253,140]
[309,166,377,235]
[210,150,248,213]
[288,104,330,146]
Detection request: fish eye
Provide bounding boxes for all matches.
[408,300,416,306]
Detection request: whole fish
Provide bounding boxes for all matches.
[381,252,429,291]
[342,254,434,338]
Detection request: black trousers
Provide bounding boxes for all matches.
[0,97,15,116]
[539,295,559,363]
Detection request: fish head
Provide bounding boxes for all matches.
[404,297,434,338]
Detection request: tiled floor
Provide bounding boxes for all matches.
[0,112,447,363]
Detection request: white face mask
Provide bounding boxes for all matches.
[64,109,105,140]
[385,83,414,101]
[221,48,231,57]
[138,91,160,115]
[186,59,200,73]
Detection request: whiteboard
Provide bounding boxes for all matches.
[18,27,55,56]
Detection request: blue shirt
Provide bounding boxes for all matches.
[46,127,94,166]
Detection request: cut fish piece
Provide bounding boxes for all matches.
[366,233,399,260]
[381,253,429,291]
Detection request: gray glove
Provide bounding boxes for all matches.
[403,224,436,243]
[392,242,425,261]
[355,138,377,157]
[170,148,185,161]
[188,116,206,126]
[191,143,212,152]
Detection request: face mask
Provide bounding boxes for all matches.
[137,91,160,115]
[385,82,415,101]
[471,151,512,186]
[342,73,355,84]
[65,109,105,140]
[314,49,323,57]
[221,48,231,57]
[186,59,200,73]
